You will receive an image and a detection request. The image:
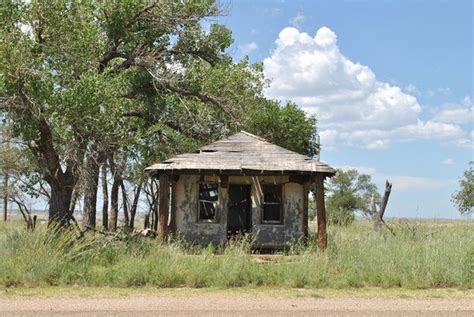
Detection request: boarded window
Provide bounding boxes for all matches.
[198,183,218,221]
[262,184,282,223]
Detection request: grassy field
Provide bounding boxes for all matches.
[0,219,473,290]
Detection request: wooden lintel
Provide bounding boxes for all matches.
[289,175,310,184]
[219,175,229,188]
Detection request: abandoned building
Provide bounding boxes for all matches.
[145,131,336,250]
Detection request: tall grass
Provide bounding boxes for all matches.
[0,220,472,289]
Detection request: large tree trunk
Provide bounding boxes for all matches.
[27,117,79,226]
[108,156,126,231]
[101,164,109,230]
[82,149,101,230]
[129,181,142,231]
[49,181,74,226]
[108,172,120,232]
[3,173,8,222]
[120,180,130,232]
[372,181,392,231]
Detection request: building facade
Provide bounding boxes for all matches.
[146,131,335,249]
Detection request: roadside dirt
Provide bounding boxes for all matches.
[1,295,473,316]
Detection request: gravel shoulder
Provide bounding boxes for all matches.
[0,288,473,316]
[0,294,473,316]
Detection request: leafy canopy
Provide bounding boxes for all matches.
[0,0,319,212]
[326,169,380,225]
[452,161,473,216]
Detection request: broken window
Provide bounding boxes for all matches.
[198,183,218,221]
[262,184,282,223]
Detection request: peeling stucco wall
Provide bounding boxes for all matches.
[174,174,307,247]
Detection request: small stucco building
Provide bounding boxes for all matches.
[145,131,335,249]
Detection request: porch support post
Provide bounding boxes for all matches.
[158,174,170,241]
[315,174,327,252]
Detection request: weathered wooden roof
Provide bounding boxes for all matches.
[145,131,336,176]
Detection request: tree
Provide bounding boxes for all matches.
[452,161,473,216]
[1,1,320,231]
[0,0,252,227]
[244,101,318,156]
[325,169,380,225]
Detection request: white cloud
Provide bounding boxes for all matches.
[389,176,448,192]
[289,14,305,28]
[238,42,258,55]
[263,27,470,150]
[333,165,450,192]
[442,158,455,165]
[454,134,473,149]
[336,165,377,175]
[405,84,421,96]
[432,96,474,125]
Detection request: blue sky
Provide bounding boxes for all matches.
[216,0,473,219]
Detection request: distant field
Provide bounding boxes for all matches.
[0,219,473,290]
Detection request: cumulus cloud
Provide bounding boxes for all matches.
[239,42,258,55]
[263,27,470,150]
[432,96,473,125]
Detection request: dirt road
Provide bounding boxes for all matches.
[1,295,472,316]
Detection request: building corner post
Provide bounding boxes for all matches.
[158,174,170,242]
[315,174,327,252]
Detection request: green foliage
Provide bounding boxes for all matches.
[452,161,474,216]
[326,169,380,225]
[0,0,319,202]
[326,192,357,226]
[244,101,318,156]
[0,220,472,289]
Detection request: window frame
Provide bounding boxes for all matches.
[261,184,284,225]
[197,181,219,223]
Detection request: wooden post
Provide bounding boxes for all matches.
[315,175,327,252]
[158,174,170,241]
[169,175,179,235]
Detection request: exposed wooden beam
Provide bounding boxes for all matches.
[219,175,229,188]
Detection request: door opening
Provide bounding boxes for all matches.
[227,184,252,238]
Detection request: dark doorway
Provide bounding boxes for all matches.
[227,184,252,238]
